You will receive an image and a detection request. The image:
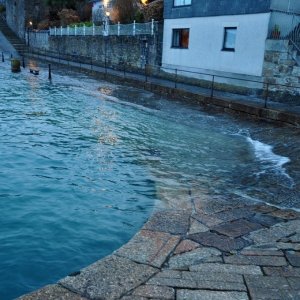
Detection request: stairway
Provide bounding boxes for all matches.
[288,22,300,65]
[0,17,27,55]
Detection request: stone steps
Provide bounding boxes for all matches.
[0,18,27,55]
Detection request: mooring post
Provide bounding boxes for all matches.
[2,52,4,62]
[22,56,25,68]
[48,64,52,80]
[175,69,178,88]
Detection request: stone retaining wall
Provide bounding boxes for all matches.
[263,40,300,102]
[49,33,162,72]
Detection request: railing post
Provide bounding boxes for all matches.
[83,24,86,36]
[211,75,215,98]
[75,25,77,36]
[54,26,57,36]
[264,83,269,108]
[145,64,148,83]
[133,20,136,36]
[67,25,70,36]
[60,26,63,36]
[118,22,120,36]
[93,23,95,36]
[151,19,154,35]
[175,69,178,88]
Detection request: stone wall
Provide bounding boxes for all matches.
[263,40,300,102]
[48,33,162,71]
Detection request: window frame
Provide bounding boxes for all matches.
[173,0,192,7]
[222,27,237,52]
[171,28,190,49]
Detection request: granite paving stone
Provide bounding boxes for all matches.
[173,239,200,255]
[248,213,283,227]
[240,249,284,256]
[286,251,300,267]
[224,254,287,266]
[248,220,300,245]
[143,210,190,235]
[146,277,198,289]
[252,204,278,214]
[180,270,244,283]
[193,196,242,215]
[270,210,300,220]
[244,274,290,290]
[263,266,300,277]
[131,285,175,299]
[290,233,300,243]
[176,289,249,300]
[188,218,209,234]
[147,276,247,291]
[188,231,251,252]
[247,287,300,300]
[59,255,158,300]
[115,230,180,267]
[276,242,300,251]
[192,212,223,227]
[121,296,147,300]
[212,219,263,238]
[167,247,221,270]
[189,262,263,275]
[17,284,88,300]
[214,207,255,223]
[287,277,300,290]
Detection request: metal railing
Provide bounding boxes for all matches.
[49,20,157,37]
[14,48,300,111]
[268,10,300,54]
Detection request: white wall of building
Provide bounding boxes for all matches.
[162,13,270,77]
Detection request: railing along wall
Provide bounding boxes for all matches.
[268,10,300,53]
[49,20,157,37]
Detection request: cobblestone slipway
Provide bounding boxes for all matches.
[19,193,300,300]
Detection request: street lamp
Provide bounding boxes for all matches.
[105,11,110,36]
[27,21,33,47]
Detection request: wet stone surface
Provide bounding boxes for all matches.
[19,198,300,300]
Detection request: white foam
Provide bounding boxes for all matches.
[246,137,294,187]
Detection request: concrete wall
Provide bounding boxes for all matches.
[164,0,271,19]
[162,13,270,77]
[48,34,162,71]
[5,0,26,39]
[5,0,47,39]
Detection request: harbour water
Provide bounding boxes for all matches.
[0,62,299,299]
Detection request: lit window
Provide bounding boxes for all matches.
[172,28,189,48]
[174,0,192,7]
[223,27,237,51]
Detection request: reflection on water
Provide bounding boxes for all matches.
[0,61,299,299]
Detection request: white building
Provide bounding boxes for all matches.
[162,0,300,78]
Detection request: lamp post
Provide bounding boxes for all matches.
[105,11,110,36]
[27,21,33,47]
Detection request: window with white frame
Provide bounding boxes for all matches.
[222,27,237,51]
[174,0,192,7]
